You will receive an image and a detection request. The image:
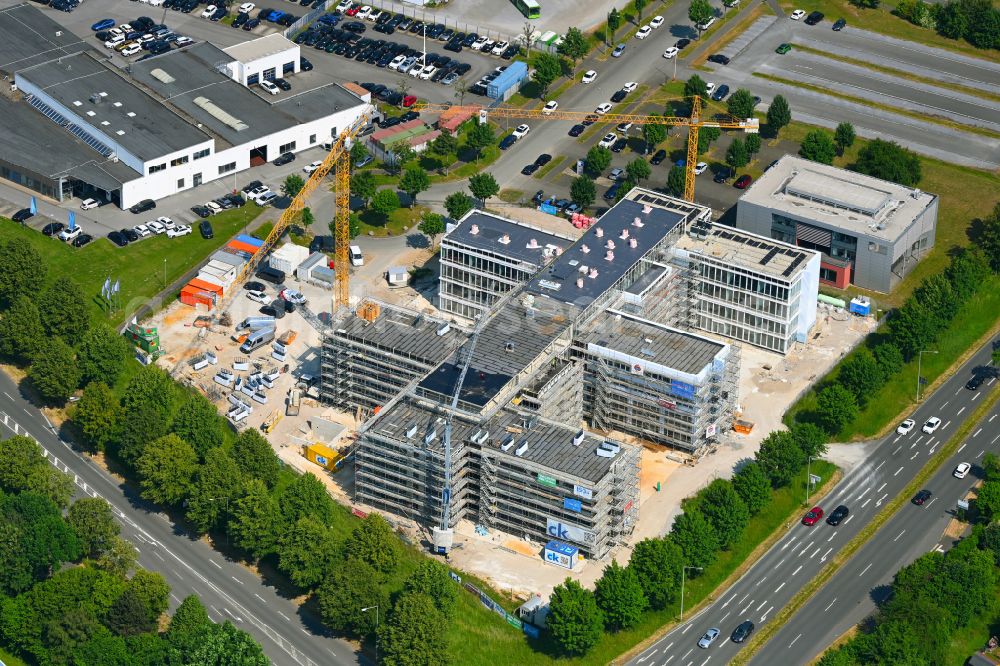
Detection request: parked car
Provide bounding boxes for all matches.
[166,224,192,238]
[58,226,82,242]
[199,220,214,239]
[303,160,323,174]
[273,151,295,166]
[663,47,679,59]
[708,53,730,65]
[259,80,280,95]
[568,124,585,137]
[650,149,667,165]
[72,234,93,248]
[80,197,100,210]
[805,10,824,24]
[776,42,792,54]
[499,134,517,150]
[280,288,307,304]
[611,43,625,57]
[11,208,33,222]
[734,174,753,189]
[42,222,65,237]
[247,289,269,304]
[107,230,129,247]
[130,199,156,214]
[832,18,846,30]
[581,70,597,84]
[790,9,806,19]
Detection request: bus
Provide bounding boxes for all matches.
[512,0,540,19]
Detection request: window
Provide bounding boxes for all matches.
[193,148,210,160]
[309,134,316,145]
[868,241,887,255]
[279,141,296,154]
[177,178,185,188]
[819,267,838,283]
[171,156,189,167]
[218,162,236,175]
[148,163,166,174]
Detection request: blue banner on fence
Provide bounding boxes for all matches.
[523,623,540,639]
[29,196,37,214]
[449,571,462,585]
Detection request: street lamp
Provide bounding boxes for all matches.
[916,349,939,400]
[362,605,379,664]
[680,566,702,621]
[805,456,812,504]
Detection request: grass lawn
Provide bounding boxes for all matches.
[0,646,27,666]
[943,601,1000,666]
[777,0,998,61]
[0,205,263,326]
[498,189,525,203]
[356,205,427,237]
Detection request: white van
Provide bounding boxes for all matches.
[349,245,364,266]
[240,327,275,354]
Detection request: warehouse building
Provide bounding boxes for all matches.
[0,4,370,208]
[735,155,938,293]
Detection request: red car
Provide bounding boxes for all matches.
[801,506,824,526]
[402,95,417,108]
[734,175,753,189]
[345,5,359,15]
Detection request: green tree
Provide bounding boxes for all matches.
[936,1,968,38]
[889,299,938,360]
[616,175,638,202]
[726,88,756,119]
[171,393,223,460]
[317,558,388,637]
[349,213,362,239]
[547,578,604,656]
[628,538,682,610]
[190,622,268,666]
[350,141,369,165]
[29,337,80,404]
[799,129,837,164]
[792,422,829,459]
[228,479,280,561]
[371,189,401,218]
[106,588,154,636]
[380,593,449,666]
[726,137,749,169]
[834,122,856,155]
[0,295,44,362]
[0,435,74,507]
[72,382,121,453]
[277,516,341,589]
[351,170,377,206]
[300,207,315,229]
[684,74,709,100]
[816,384,859,435]
[282,174,306,198]
[557,27,589,70]
[68,497,119,559]
[431,129,458,156]
[755,430,806,487]
[666,165,686,197]
[77,327,131,388]
[626,157,652,182]
[344,513,399,574]
[121,365,175,416]
[419,211,446,249]
[465,121,496,160]
[571,175,597,208]
[38,279,90,342]
[698,126,720,154]
[444,192,474,220]
[185,447,243,534]
[766,95,792,136]
[732,461,772,515]
[746,132,762,155]
[669,509,719,568]
[96,536,138,578]
[166,596,213,655]
[689,0,714,33]
[0,492,81,594]
[389,142,416,174]
[873,342,904,377]
[607,8,622,40]
[532,52,563,97]
[838,347,886,403]
[403,559,459,619]
[45,608,103,665]
[585,145,613,177]
[400,167,431,206]
[233,430,281,488]
[698,478,750,550]
[469,172,500,205]
[946,246,990,299]
[0,238,46,305]
[850,0,880,7]
[852,138,922,186]
[594,560,647,631]
[135,434,198,507]
[127,570,170,626]
[114,403,168,472]
[643,122,668,148]
[983,452,1000,482]
[279,472,336,524]
[976,481,1000,522]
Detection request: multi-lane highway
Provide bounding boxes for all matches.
[628,338,998,666]
[0,371,360,666]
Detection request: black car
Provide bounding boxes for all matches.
[826,505,850,525]
[502,45,519,59]
[912,489,932,506]
[400,110,419,122]
[805,10,824,24]
[711,84,730,101]
[499,134,517,150]
[342,21,365,33]
[650,149,667,166]
[259,304,286,319]
[71,233,93,248]
[535,153,552,167]
[714,168,731,183]
[832,18,847,30]
[243,18,261,30]
[273,77,291,91]
[610,89,628,103]
[42,222,64,236]
[199,220,214,239]
[378,116,402,129]
[603,183,620,201]
[444,40,462,53]
[309,235,334,252]
[675,38,691,49]
[521,163,539,176]
[244,280,266,292]
[123,228,139,242]
[611,138,627,153]
[130,199,156,214]
[454,62,471,75]
[191,204,212,217]
[532,190,545,204]
[107,231,128,247]
[568,124,585,137]
[12,208,33,222]
[461,32,477,47]
[967,375,986,390]
[731,620,754,643]
[273,151,295,166]
[232,12,249,27]
[300,56,313,70]
[708,53,730,65]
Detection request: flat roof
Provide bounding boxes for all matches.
[676,221,815,281]
[369,397,625,484]
[335,303,466,365]
[577,311,726,376]
[739,154,936,241]
[445,211,573,268]
[17,52,211,161]
[222,33,296,63]
[0,4,94,78]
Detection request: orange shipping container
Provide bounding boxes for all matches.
[227,239,261,255]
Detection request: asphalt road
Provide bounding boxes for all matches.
[628,338,998,666]
[751,395,1000,665]
[0,371,360,666]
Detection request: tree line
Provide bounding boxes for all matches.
[544,423,828,656]
[798,238,997,437]
[818,454,1000,665]
[890,0,1000,51]
[0,435,267,665]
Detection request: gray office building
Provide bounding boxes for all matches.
[735,155,938,293]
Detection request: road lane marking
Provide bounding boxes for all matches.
[756,576,767,586]
[722,593,738,608]
[775,582,786,593]
[210,560,222,569]
[859,563,872,576]
[911,452,919,460]
[926,498,937,510]
[720,611,731,623]
[821,547,833,561]
[781,536,797,551]
[874,461,885,472]
[959,443,967,453]
[682,648,693,660]
[700,657,711,666]
[855,487,871,500]
[153,552,164,561]
[756,600,767,611]
[861,498,872,508]
[682,623,693,634]
[993,434,1000,444]
[990,413,997,422]
[231,576,244,585]
[973,391,982,401]
[974,428,982,437]
[944,420,952,429]
[789,633,802,649]
[827,532,837,542]
[739,601,754,616]
[761,605,773,621]
[824,598,837,612]
[811,547,822,558]
[877,482,887,492]
[277,611,290,621]
[893,446,902,454]
[978,449,987,458]
[665,641,674,652]
[2,392,11,401]
[664,656,675,664]
[915,435,925,445]
[636,647,657,662]
[793,565,802,576]
[894,466,904,476]
[893,530,906,542]
[254,593,265,602]
[877,493,888,506]
[957,406,966,416]
[943,400,951,407]
[929,446,938,455]
[739,593,749,605]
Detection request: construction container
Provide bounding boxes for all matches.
[287,388,301,416]
[227,239,261,256]
[270,243,310,275]
[488,60,528,100]
[303,443,342,471]
[237,234,265,249]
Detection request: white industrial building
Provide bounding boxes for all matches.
[223,34,300,86]
[0,4,370,209]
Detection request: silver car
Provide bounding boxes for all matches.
[698,628,720,648]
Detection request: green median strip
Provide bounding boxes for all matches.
[732,383,1000,665]
[790,43,1000,105]
[577,85,651,143]
[752,72,1000,141]
[534,155,566,180]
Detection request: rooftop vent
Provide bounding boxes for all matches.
[629,238,637,249]
[580,244,590,254]
[469,223,479,234]
[193,96,249,132]
[405,423,418,439]
[505,342,514,352]
[501,435,514,451]
[515,441,528,457]
[576,278,584,288]
[588,268,599,279]
[642,205,652,214]
[424,428,438,444]
[577,264,588,273]
[499,233,510,244]
[620,229,629,240]
[72,100,82,107]
[605,239,615,250]
[527,238,539,249]
[471,429,488,444]
[573,430,585,446]
[436,323,451,336]
[605,251,615,261]
[633,217,644,228]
